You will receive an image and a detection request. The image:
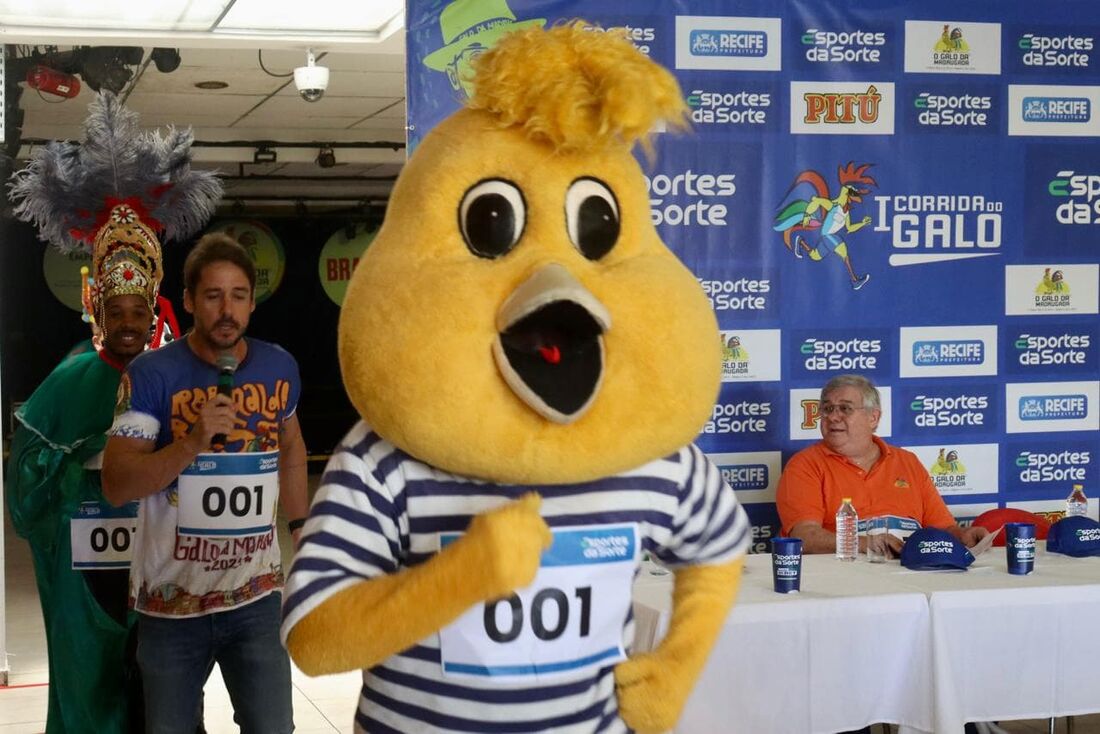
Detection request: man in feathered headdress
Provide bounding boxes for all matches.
[6,92,221,733]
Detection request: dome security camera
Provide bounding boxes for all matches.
[294,49,329,102]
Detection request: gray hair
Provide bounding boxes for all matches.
[821,374,881,410]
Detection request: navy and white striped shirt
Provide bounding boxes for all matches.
[282,422,749,733]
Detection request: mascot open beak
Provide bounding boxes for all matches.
[492,263,611,424]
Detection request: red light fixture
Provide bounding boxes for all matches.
[26,65,81,98]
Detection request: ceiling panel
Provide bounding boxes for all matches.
[12,38,409,206]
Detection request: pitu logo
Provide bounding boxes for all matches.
[800,399,822,430]
[721,334,750,377]
[1034,267,1072,307]
[703,400,772,434]
[690,29,767,57]
[1048,171,1100,225]
[932,24,971,67]
[1022,96,1091,123]
[1019,33,1093,67]
[1016,449,1090,482]
[700,277,770,311]
[912,340,984,366]
[910,394,988,427]
[1015,331,1090,366]
[687,89,771,126]
[800,337,881,371]
[646,169,736,227]
[914,92,991,127]
[803,85,882,124]
[801,28,886,63]
[928,447,967,489]
[719,463,769,490]
[1019,394,1088,421]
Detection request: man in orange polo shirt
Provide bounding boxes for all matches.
[777,374,988,555]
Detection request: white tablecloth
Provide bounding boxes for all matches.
[632,549,1100,734]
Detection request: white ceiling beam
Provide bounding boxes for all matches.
[0,26,405,53]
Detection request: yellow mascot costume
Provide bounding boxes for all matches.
[282,23,749,734]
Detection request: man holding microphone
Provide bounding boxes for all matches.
[103,233,308,734]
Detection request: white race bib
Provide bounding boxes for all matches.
[70,500,139,570]
[177,451,279,537]
[438,523,638,682]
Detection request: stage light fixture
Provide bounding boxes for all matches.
[151,48,181,73]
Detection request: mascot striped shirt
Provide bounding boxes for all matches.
[282,422,749,733]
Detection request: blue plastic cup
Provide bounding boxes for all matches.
[1005,522,1036,575]
[771,537,803,593]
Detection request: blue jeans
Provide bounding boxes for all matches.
[137,592,293,734]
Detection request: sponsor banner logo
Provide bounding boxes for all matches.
[789,386,893,441]
[701,276,773,314]
[742,502,782,554]
[904,20,1002,75]
[904,83,999,134]
[796,24,892,68]
[709,451,782,504]
[676,16,782,71]
[899,325,998,377]
[1005,264,1099,316]
[583,18,666,61]
[1014,498,1095,523]
[685,81,778,131]
[899,386,997,433]
[1006,381,1100,433]
[773,161,879,290]
[789,329,892,381]
[942,502,997,524]
[719,329,781,382]
[1008,85,1100,136]
[1047,167,1100,225]
[1023,146,1100,257]
[1007,324,1098,374]
[905,443,999,496]
[645,168,737,228]
[1012,29,1096,72]
[790,81,895,135]
[872,191,1003,267]
[698,387,781,449]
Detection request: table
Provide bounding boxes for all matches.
[632,549,1100,734]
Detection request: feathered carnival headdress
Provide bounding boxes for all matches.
[8,92,223,346]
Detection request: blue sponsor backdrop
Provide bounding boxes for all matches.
[407,0,1100,536]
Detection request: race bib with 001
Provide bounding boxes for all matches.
[438,523,638,682]
[177,451,279,537]
[71,500,139,570]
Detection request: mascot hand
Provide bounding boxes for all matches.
[464,492,552,600]
[615,652,691,734]
[616,560,743,733]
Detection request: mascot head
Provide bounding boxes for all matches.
[339,23,721,484]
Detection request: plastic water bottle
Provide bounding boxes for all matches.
[1066,483,1088,518]
[835,498,859,562]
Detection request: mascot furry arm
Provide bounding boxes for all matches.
[284,22,747,734]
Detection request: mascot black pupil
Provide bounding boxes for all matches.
[466,193,516,257]
[577,196,619,260]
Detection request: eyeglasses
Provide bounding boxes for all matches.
[820,403,867,417]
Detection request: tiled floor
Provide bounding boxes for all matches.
[1,496,362,734]
[4,496,1100,733]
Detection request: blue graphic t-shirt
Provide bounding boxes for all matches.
[110,337,300,617]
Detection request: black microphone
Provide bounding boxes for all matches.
[211,353,238,449]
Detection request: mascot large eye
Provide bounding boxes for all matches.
[565,177,620,261]
[459,179,526,259]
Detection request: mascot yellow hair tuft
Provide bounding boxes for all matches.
[468,22,688,152]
